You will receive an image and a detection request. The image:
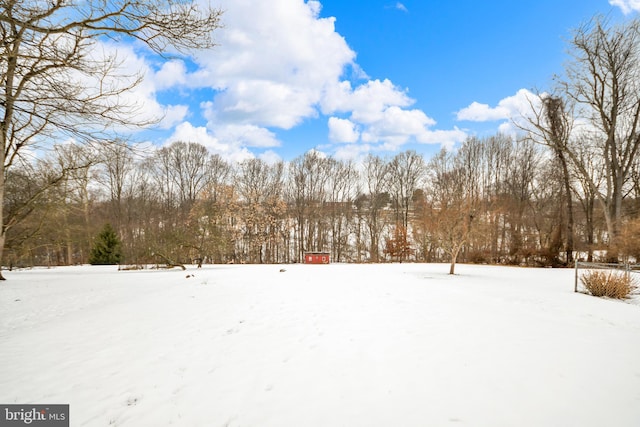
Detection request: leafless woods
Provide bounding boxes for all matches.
[2,11,640,271]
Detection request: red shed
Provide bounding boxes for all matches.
[304,252,330,264]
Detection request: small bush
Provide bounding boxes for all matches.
[580,270,637,299]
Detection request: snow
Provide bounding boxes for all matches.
[1,263,639,427]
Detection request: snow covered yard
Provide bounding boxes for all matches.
[1,263,639,427]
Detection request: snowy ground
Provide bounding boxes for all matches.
[1,263,639,427]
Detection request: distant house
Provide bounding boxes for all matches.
[305,252,330,264]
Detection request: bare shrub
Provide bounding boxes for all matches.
[580,270,638,299]
[616,218,640,263]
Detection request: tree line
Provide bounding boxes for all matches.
[6,133,639,272]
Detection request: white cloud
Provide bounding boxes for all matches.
[154,60,188,89]
[322,79,414,123]
[456,101,510,122]
[385,2,408,13]
[497,121,518,137]
[332,143,373,161]
[258,150,283,165]
[192,0,355,130]
[78,41,190,132]
[182,1,463,154]
[361,107,433,145]
[330,125,467,160]
[187,0,467,155]
[457,89,554,137]
[323,80,466,151]
[168,122,224,151]
[328,117,360,143]
[395,2,409,12]
[456,89,541,123]
[416,128,468,150]
[307,0,322,16]
[167,122,255,162]
[203,80,317,129]
[158,105,189,130]
[112,0,466,157]
[213,124,281,148]
[609,0,640,14]
[77,41,161,128]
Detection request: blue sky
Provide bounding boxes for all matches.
[124,0,637,162]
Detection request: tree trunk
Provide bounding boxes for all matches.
[449,245,462,275]
[0,233,6,280]
[558,154,574,264]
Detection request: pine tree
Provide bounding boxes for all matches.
[89,224,122,265]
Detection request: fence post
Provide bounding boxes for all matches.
[626,263,630,282]
[574,261,579,293]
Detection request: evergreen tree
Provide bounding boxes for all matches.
[89,224,122,265]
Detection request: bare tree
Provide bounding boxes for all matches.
[205,154,233,204]
[529,156,567,266]
[504,139,539,264]
[172,142,210,207]
[4,144,96,266]
[98,141,135,233]
[325,158,357,262]
[147,142,215,263]
[523,94,576,264]
[426,149,477,274]
[235,158,285,263]
[187,156,234,264]
[361,154,390,262]
[560,17,640,259]
[386,150,424,262]
[287,151,330,262]
[569,135,606,261]
[53,143,97,264]
[3,160,64,267]
[0,0,223,278]
[483,134,514,263]
[387,150,425,230]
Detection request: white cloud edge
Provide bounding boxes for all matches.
[456,89,541,122]
[395,2,409,13]
[609,0,640,14]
